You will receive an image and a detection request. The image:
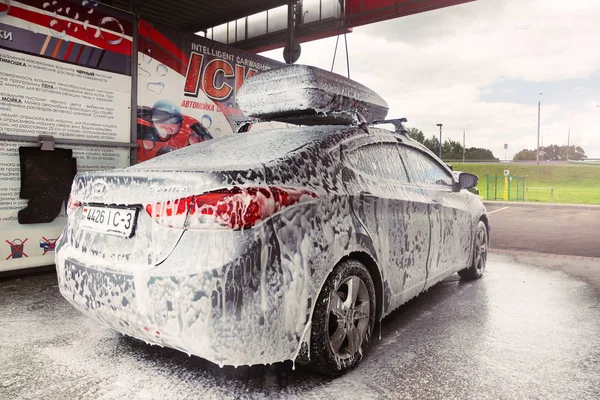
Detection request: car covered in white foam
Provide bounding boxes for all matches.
[56,65,488,375]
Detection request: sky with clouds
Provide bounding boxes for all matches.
[261,0,600,160]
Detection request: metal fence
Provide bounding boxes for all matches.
[485,174,526,201]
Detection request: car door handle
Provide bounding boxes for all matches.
[431,201,442,210]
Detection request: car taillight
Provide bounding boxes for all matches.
[145,196,194,228]
[145,186,317,230]
[67,196,82,215]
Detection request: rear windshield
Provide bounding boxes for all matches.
[131,125,344,171]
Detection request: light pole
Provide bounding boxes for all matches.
[437,123,443,159]
[566,128,570,161]
[462,124,472,163]
[536,93,542,165]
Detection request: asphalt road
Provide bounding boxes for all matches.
[2,253,600,400]
[485,203,600,258]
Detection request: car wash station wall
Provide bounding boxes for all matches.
[135,20,281,162]
[0,0,281,272]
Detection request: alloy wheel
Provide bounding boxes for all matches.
[474,225,488,271]
[327,276,371,358]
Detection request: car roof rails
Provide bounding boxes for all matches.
[371,118,408,135]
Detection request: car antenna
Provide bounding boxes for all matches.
[352,111,371,133]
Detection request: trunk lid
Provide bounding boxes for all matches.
[66,168,266,267]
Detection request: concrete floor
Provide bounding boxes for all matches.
[486,203,600,258]
[2,252,600,400]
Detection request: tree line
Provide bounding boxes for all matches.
[513,145,587,161]
[405,128,588,162]
[406,128,498,161]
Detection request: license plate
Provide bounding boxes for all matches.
[80,206,138,238]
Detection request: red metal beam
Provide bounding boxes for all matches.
[345,0,475,28]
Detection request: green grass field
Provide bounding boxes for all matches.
[450,163,600,204]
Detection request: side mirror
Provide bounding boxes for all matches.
[458,172,479,190]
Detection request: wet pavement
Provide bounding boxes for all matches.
[1,253,600,400]
[485,203,600,258]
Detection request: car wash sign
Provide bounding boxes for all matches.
[183,42,275,103]
[136,20,283,162]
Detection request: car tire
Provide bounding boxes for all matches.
[458,220,488,281]
[308,259,376,375]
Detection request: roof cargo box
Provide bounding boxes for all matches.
[237,65,389,126]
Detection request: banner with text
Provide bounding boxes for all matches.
[0,0,133,271]
[136,20,283,162]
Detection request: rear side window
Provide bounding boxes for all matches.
[399,146,454,186]
[344,143,410,183]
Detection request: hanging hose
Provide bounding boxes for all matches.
[330,15,343,72]
[331,0,351,79]
[343,25,350,79]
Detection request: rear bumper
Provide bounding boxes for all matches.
[55,226,312,367]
